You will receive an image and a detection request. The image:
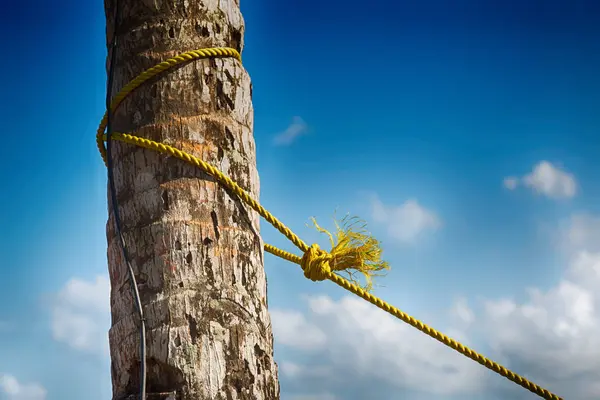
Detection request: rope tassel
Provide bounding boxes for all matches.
[301,217,390,291]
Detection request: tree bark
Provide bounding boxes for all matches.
[103,1,279,399]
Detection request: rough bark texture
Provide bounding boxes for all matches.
[104,1,279,399]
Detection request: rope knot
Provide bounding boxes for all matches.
[298,216,391,291]
[301,244,332,282]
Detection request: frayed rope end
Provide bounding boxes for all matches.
[305,215,390,292]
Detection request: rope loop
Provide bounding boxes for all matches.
[301,244,333,282]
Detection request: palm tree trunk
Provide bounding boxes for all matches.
[104,1,279,399]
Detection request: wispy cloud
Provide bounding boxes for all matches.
[561,214,600,251]
[273,116,308,146]
[271,295,484,397]
[50,275,110,357]
[289,393,338,400]
[504,161,577,199]
[271,309,326,350]
[0,375,46,400]
[451,297,475,326]
[478,248,600,398]
[370,195,440,244]
[503,177,519,190]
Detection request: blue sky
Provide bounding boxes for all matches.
[1,0,600,399]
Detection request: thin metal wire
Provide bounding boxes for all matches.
[105,2,147,399]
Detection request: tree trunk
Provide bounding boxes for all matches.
[104,1,279,399]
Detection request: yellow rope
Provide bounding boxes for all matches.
[97,47,563,400]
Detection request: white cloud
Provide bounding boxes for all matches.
[559,213,600,254]
[289,393,338,400]
[503,176,519,190]
[279,361,303,378]
[271,309,326,350]
[470,213,600,399]
[504,161,577,199]
[50,275,110,356]
[479,260,600,398]
[371,196,440,244]
[451,297,474,325]
[280,361,333,380]
[272,213,600,399]
[0,375,46,400]
[272,116,308,146]
[272,295,485,397]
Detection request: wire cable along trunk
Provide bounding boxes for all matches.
[104,2,146,399]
